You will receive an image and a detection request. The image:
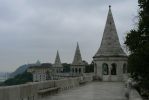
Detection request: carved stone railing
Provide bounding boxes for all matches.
[125,79,143,100]
[0,76,93,100]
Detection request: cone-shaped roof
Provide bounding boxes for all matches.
[94,6,127,57]
[54,50,63,67]
[72,42,84,65]
[36,60,41,65]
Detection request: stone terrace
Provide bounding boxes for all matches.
[41,82,127,100]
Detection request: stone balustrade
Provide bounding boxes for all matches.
[125,79,143,100]
[0,76,93,100]
[129,89,142,100]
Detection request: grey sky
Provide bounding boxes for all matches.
[0,0,138,72]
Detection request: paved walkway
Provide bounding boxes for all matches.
[41,82,127,100]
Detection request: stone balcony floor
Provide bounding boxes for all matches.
[41,82,127,100]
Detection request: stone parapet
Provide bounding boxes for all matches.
[0,76,93,100]
[125,79,143,100]
[129,89,142,100]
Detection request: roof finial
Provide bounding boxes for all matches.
[109,5,111,9]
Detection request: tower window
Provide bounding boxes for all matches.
[111,63,117,75]
[72,68,74,72]
[75,68,78,73]
[102,63,109,75]
[79,68,81,73]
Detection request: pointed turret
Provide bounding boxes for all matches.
[54,50,63,67]
[94,5,126,57]
[36,60,41,66]
[72,42,84,65]
[93,6,128,81]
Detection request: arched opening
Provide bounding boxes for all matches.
[79,68,81,73]
[72,68,74,72]
[75,68,78,73]
[123,63,127,74]
[111,63,117,75]
[102,63,109,75]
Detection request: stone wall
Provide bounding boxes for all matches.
[0,76,92,100]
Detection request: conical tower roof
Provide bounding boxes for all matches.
[54,50,63,67]
[72,42,84,65]
[94,6,127,58]
[36,60,41,65]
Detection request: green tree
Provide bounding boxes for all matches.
[1,71,33,86]
[125,0,149,90]
[62,63,71,72]
[85,61,94,73]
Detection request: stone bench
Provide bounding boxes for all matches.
[38,87,60,97]
[79,80,87,85]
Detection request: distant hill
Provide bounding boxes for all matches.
[9,62,53,78]
[10,63,40,78]
[10,64,31,78]
[0,72,10,82]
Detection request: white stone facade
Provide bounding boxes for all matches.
[28,66,52,82]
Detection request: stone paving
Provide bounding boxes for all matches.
[41,82,127,100]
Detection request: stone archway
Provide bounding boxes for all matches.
[102,63,109,75]
[111,63,117,75]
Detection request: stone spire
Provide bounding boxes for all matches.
[54,50,63,67]
[94,6,126,57]
[36,60,41,65]
[72,42,83,65]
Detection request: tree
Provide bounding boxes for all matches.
[1,71,33,86]
[85,61,94,73]
[125,0,149,90]
[62,63,71,72]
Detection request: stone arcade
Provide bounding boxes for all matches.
[93,6,128,81]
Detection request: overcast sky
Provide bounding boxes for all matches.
[0,0,138,72]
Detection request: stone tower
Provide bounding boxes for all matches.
[53,50,63,73]
[71,43,85,76]
[93,6,128,81]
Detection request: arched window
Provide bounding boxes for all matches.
[102,63,109,75]
[72,68,74,72]
[111,63,117,75]
[123,63,127,74]
[75,68,78,73]
[79,68,81,73]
